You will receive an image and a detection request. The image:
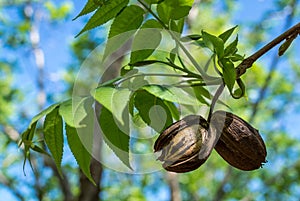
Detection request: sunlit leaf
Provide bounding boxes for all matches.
[202,31,224,59]
[76,0,129,37]
[218,25,238,43]
[221,59,236,92]
[181,34,202,42]
[224,35,238,56]
[103,5,145,59]
[65,124,95,184]
[108,5,145,38]
[145,0,165,4]
[143,85,203,105]
[92,86,132,125]
[157,0,194,24]
[73,0,103,20]
[44,107,64,176]
[99,107,131,169]
[59,97,93,128]
[28,103,60,129]
[130,19,162,64]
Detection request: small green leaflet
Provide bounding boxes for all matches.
[130,19,162,64]
[134,90,173,132]
[76,0,129,37]
[221,59,236,93]
[103,5,145,59]
[224,35,238,57]
[59,98,93,128]
[44,107,64,176]
[202,31,224,59]
[28,103,60,130]
[278,36,296,56]
[65,124,95,185]
[92,86,132,125]
[157,0,194,24]
[73,0,103,20]
[218,25,238,43]
[99,107,131,169]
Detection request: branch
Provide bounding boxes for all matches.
[166,172,182,201]
[236,21,300,78]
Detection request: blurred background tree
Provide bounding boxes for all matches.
[0,0,300,201]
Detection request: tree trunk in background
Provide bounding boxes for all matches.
[166,172,182,201]
[78,42,130,201]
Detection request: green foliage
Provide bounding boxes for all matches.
[44,107,64,176]
[21,0,247,174]
[157,0,194,24]
[65,124,94,184]
[108,5,145,38]
[76,0,129,37]
[134,90,173,132]
[130,19,162,63]
[73,0,103,20]
[99,107,131,169]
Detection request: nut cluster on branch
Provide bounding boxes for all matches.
[154,111,267,173]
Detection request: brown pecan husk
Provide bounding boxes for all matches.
[154,115,216,173]
[211,110,267,171]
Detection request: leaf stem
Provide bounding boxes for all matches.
[207,83,225,123]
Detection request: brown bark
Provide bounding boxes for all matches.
[166,172,182,201]
[78,41,130,201]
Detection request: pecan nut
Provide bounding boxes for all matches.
[154,115,219,173]
[211,110,267,171]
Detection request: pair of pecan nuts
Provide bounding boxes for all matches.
[154,111,267,173]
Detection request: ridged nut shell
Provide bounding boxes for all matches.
[154,115,217,173]
[211,110,267,171]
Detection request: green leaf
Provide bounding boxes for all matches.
[130,19,162,64]
[164,100,180,121]
[278,36,295,56]
[92,86,132,125]
[218,25,238,43]
[108,5,145,38]
[229,53,244,62]
[232,78,246,99]
[99,107,131,169]
[169,19,183,33]
[145,0,164,4]
[192,86,209,105]
[73,0,103,20]
[157,0,194,24]
[21,121,37,142]
[129,60,161,67]
[181,34,202,42]
[221,59,236,92]
[29,103,60,129]
[59,97,94,128]
[30,144,51,157]
[104,5,145,59]
[44,107,64,176]
[134,90,173,132]
[224,35,238,56]
[76,0,129,37]
[143,85,202,105]
[202,31,224,59]
[65,124,95,184]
